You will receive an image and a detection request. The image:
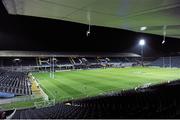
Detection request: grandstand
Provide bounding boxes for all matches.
[1,0,180,119]
[0,70,31,97]
[150,56,180,68]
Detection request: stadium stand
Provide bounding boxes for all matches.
[0,55,144,75]
[0,57,37,67]
[20,58,37,66]
[57,58,72,65]
[71,57,82,65]
[0,56,141,71]
[38,58,50,67]
[0,70,31,96]
[82,57,102,68]
[10,80,180,119]
[108,57,139,67]
[150,56,180,68]
[86,58,99,64]
[108,57,122,63]
[56,57,74,70]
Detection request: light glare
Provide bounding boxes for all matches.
[139,39,145,46]
[140,26,147,31]
[162,40,165,44]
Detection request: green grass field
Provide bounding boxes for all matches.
[33,67,180,102]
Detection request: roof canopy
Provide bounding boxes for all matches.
[2,0,180,38]
[0,51,140,57]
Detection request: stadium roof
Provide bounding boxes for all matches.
[2,0,180,39]
[0,51,140,57]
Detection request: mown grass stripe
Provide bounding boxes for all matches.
[33,67,180,103]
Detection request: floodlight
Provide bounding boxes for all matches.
[86,30,90,36]
[139,39,145,67]
[139,39,145,46]
[140,26,147,31]
[162,40,165,44]
[14,58,20,61]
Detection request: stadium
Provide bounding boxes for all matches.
[1,0,180,119]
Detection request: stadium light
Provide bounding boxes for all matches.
[162,40,165,44]
[14,58,20,61]
[139,39,145,46]
[139,39,145,66]
[140,26,147,31]
[86,30,90,36]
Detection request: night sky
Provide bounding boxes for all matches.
[0,1,180,57]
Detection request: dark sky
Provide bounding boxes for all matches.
[0,1,180,57]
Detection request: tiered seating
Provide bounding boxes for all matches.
[18,58,37,66]
[0,58,14,66]
[151,57,168,67]
[57,58,72,65]
[84,58,103,68]
[150,56,180,68]
[0,58,37,67]
[0,57,140,70]
[0,70,31,96]
[109,57,121,63]
[70,80,180,118]
[171,56,180,67]
[72,58,82,64]
[108,57,138,67]
[86,58,99,64]
[11,80,180,119]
